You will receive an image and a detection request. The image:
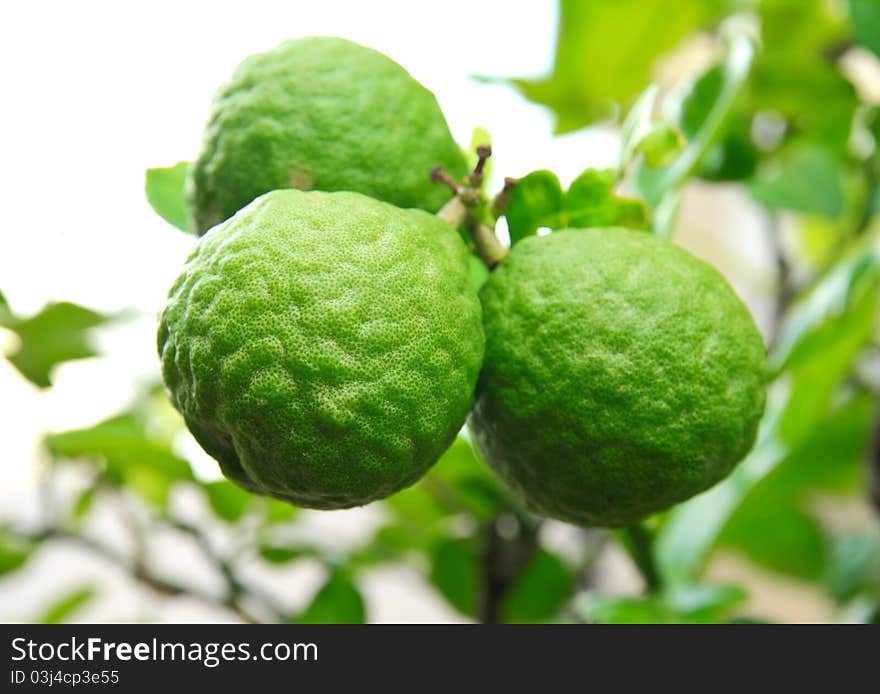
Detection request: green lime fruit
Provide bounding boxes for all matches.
[187,36,467,234]
[159,189,484,508]
[469,228,767,527]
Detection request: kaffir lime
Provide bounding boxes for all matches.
[469,228,767,527]
[159,189,484,508]
[187,36,467,234]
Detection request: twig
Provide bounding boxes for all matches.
[19,527,265,624]
[764,211,795,345]
[432,147,510,270]
[157,516,287,622]
[477,516,539,624]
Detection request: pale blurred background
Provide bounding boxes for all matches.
[1,0,847,622]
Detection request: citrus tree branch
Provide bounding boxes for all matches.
[16,526,265,624]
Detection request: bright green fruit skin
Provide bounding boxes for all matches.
[159,189,484,509]
[470,228,767,527]
[187,36,467,234]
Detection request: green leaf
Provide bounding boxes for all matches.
[504,170,564,245]
[259,543,319,564]
[505,0,725,132]
[636,31,756,222]
[0,298,114,388]
[504,169,648,244]
[385,436,506,528]
[749,143,846,217]
[770,235,880,374]
[201,481,252,523]
[754,0,857,153]
[768,393,872,496]
[72,485,98,522]
[0,529,36,575]
[263,498,300,524]
[851,0,880,57]
[577,583,746,624]
[564,169,648,229]
[722,504,827,580]
[145,162,191,232]
[37,586,97,624]
[429,536,480,617]
[662,583,748,622]
[676,64,757,181]
[826,532,880,603]
[636,124,687,169]
[619,84,660,171]
[45,414,193,507]
[501,549,573,623]
[294,570,366,624]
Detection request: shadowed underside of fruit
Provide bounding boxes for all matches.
[187,36,468,234]
[159,189,484,508]
[469,228,767,527]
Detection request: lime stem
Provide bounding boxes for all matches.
[473,222,509,269]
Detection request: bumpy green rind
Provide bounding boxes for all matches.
[469,228,767,527]
[159,189,484,509]
[187,36,467,234]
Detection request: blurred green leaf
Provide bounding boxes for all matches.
[263,498,299,524]
[826,532,880,603]
[677,64,757,181]
[636,124,688,169]
[577,594,678,623]
[429,537,480,617]
[722,504,827,580]
[619,84,660,171]
[662,583,748,621]
[201,481,252,523]
[636,30,756,220]
[0,296,114,388]
[505,0,724,132]
[294,570,365,624]
[45,414,193,507]
[38,585,97,624]
[754,0,857,153]
[577,583,746,624]
[770,235,880,374]
[259,542,319,564]
[0,528,36,576]
[384,436,505,530]
[850,0,880,57]
[712,392,871,580]
[505,169,648,244]
[72,485,98,522]
[145,162,191,232]
[750,143,845,216]
[501,549,573,623]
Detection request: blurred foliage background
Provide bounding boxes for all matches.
[2,0,880,623]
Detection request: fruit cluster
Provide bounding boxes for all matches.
[158,37,767,527]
